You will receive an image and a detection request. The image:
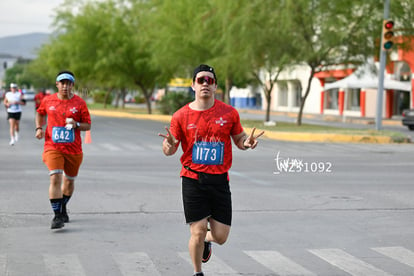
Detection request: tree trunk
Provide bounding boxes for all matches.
[264,80,274,122]
[265,92,272,122]
[297,66,315,126]
[135,81,153,114]
[224,77,232,104]
[121,88,126,109]
[103,88,112,109]
[113,90,121,108]
[144,91,152,114]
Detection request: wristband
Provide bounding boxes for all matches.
[35,127,42,131]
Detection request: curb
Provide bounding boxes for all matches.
[90,110,172,123]
[90,110,409,144]
[251,129,395,144]
[238,109,404,126]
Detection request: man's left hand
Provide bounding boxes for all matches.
[243,128,264,149]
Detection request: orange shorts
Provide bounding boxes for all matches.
[42,150,83,179]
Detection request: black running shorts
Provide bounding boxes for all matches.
[7,112,21,120]
[182,172,232,226]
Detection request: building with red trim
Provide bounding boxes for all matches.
[231,37,413,120]
[316,36,413,119]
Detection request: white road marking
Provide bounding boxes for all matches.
[43,254,86,276]
[309,248,392,276]
[372,246,414,268]
[244,250,316,276]
[178,251,240,275]
[112,252,161,276]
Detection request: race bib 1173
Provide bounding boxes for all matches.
[52,127,75,143]
[192,141,224,165]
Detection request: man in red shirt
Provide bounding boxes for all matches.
[35,71,91,229]
[34,89,47,110]
[159,64,264,276]
[34,89,48,126]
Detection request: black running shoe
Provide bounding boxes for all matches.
[193,273,204,276]
[202,241,212,263]
[51,215,65,229]
[61,211,69,223]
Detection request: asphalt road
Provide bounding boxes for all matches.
[1,102,414,276]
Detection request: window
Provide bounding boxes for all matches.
[292,81,301,107]
[278,82,288,107]
[347,89,360,111]
[325,89,338,109]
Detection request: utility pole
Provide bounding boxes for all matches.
[376,0,390,131]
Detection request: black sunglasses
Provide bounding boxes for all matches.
[196,76,215,85]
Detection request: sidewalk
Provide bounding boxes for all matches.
[91,105,411,144]
[237,108,403,127]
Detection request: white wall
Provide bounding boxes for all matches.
[259,64,322,114]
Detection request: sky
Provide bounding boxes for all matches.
[0,0,65,38]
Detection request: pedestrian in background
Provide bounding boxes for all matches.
[35,71,91,229]
[35,89,48,127]
[35,89,47,111]
[3,83,25,146]
[159,64,264,276]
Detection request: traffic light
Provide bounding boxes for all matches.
[382,19,394,51]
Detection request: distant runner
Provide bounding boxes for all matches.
[4,83,25,145]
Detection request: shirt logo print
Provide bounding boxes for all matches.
[70,107,78,114]
[187,123,197,129]
[215,117,227,126]
[49,106,56,111]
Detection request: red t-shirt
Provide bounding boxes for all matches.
[37,93,91,154]
[170,100,244,180]
[34,93,46,109]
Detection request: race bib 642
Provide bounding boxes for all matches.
[52,127,74,143]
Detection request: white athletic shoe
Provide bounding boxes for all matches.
[9,138,15,146]
[14,132,19,142]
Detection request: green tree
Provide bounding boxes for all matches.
[283,0,414,125]
[146,0,205,85]
[26,0,414,120]
[235,1,297,122]
[4,58,32,89]
[29,0,159,113]
[199,0,254,104]
[147,0,253,104]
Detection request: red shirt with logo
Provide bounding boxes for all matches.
[170,100,244,180]
[34,92,47,109]
[37,93,91,154]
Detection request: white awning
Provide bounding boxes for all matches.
[324,64,411,91]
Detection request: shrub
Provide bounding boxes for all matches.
[134,95,146,104]
[158,92,193,115]
[91,90,113,104]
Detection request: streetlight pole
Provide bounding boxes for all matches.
[376,0,390,131]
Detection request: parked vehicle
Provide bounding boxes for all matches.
[23,90,35,101]
[402,109,414,130]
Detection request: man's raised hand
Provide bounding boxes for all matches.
[158,127,178,155]
[243,127,264,149]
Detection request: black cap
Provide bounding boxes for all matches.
[192,64,217,83]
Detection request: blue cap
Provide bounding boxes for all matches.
[56,73,75,83]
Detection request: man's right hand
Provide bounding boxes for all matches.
[158,127,178,155]
[35,129,44,140]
